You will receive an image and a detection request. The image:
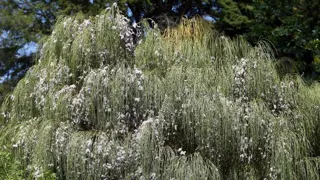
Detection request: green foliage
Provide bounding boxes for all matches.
[215,0,253,35]
[306,39,320,73]
[0,149,23,180]
[0,0,125,104]
[246,0,320,77]
[1,5,320,180]
[3,0,320,107]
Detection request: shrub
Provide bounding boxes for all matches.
[0,5,319,180]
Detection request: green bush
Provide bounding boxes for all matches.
[0,149,23,180]
[0,5,319,180]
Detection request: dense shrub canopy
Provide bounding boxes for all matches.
[0,6,319,180]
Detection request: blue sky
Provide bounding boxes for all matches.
[16,42,38,58]
[0,31,38,83]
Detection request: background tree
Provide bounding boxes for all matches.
[246,0,320,79]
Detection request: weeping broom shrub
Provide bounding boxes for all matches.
[0,148,23,180]
[0,4,320,179]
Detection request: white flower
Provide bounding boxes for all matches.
[253,61,257,68]
[83,19,91,27]
[141,118,153,127]
[87,139,93,147]
[34,167,43,179]
[134,97,140,102]
[134,68,142,75]
[154,50,160,56]
[132,22,138,28]
[150,173,156,179]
